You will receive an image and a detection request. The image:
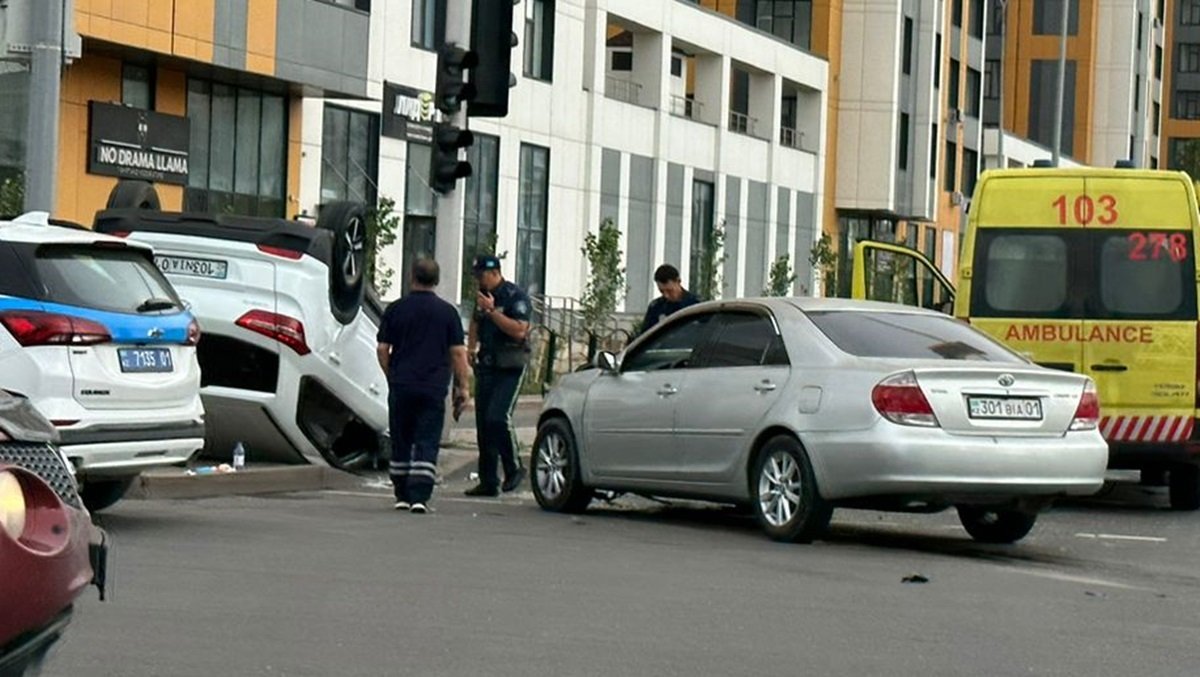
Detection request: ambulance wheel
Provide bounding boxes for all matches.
[80,477,135,512]
[106,180,161,210]
[317,201,368,325]
[1168,464,1200,511]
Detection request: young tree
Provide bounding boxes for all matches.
[763,255,797,296]
[579,218,627,334]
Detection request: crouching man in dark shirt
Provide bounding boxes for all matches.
[640,264,700,335]
[376,258,470,514]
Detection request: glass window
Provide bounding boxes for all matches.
[807,311,1021,362]
[1179,44,1200,73]
[321,105,379,205]
[934,34,942,86]
[1156,45,1164,80]
[970,0,985,37]
[753,0,813,50]
[0,63,29,182]
[517,143,550,295]
[1028,59,1076,155]
[34,247,182,314]
[1097,231,1196,320]
[405,142,436,217]
[984,60,1001,100]
[989,0,1005,35]
[1033,0,1079,36]
[689,180,715,294]
[622,313,716,372]
[462,133,500,307]
[953,0,963,27]
[411,0,445,50]
[898,112,910,170]
[1185,0,1200,25]
[121,63,154,110]
[979,233,1070,315]
[902,17,913,75]
[944,141,957,192]
[186,79,286,217]
[1175,91,1200,120]
[966,67,981,117]
[929,123,939,179]
[699,312,788,368]
[524,0,555,81]
[611,51,632,71]
[949,58,961,110]
[962,148,979,198]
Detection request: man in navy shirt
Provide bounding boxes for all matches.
[376,258,470,513]
[640,264,700,335]
[465,255,531,497]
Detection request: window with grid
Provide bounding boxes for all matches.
[320,105,379,206]
[1184,0,1200,25]
[1176,91,1200,120]
[984,59,1001,100]
[411,0,445,50]
[524,0,555,81]
[1180,44,1200,73]
[517,144,550,295]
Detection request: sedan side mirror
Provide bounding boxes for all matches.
[597,351,618,373]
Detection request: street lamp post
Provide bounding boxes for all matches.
[1051,0,1070,166]
[24,0,66,212]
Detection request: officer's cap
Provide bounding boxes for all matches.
[472,254,502,274]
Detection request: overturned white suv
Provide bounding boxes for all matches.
[94,181,389,470]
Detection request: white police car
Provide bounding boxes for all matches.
[0,212,204,510]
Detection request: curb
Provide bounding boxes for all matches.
[127,464,360,501]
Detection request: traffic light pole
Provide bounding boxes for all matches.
[434,0,473,307]
[25,0,66,213]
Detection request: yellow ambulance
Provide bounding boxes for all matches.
[852,167,1200,510]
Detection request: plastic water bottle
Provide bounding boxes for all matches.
[232,442,246,471]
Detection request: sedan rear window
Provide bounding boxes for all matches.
[807,311,1023,362]
[34,246,183,314]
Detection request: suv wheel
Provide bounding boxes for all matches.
[317,201,368,325]
[80,477,135,512]
[106,180,161,210]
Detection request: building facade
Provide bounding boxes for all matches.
[305,0,830,306]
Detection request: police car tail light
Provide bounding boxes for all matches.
[236,310,310,356]
[871,371,939,428]
[1070,381,1100,431]
[184,318,201,346]
[0,311,112,347]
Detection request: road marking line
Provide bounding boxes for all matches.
[1074,532,1167,543]
[996,566,1146,591]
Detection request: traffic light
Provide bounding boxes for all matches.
[468,0,519,118]
[430,124,475,195]
[434,45,478,115]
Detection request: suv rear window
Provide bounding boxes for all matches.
[807,310,1022,362]
[34,246,183,314]
[971,228,1198,321]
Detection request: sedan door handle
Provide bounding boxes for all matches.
[657,385,679,397]
[1090,363,1128,372]
[754,381,778,393]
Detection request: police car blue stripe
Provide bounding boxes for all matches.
[0,294,194,345]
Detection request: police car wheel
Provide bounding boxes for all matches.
[106,180,161,210]
[956,507,1038,544]
[80,478,135,512]
[317,201,368,325]
[1168,464,1200,511]
[531,417,592,513]
[751,435,831,543]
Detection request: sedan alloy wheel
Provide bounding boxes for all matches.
[531,418,592,513]
[751,435,831,543]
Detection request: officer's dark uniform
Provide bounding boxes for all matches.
[377,290,465,505]
[472,258,532,494]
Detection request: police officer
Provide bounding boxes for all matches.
[465,255,531,497]
[376,258,470,514]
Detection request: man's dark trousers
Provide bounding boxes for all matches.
[474,364,525,491]
[389,389,445,503]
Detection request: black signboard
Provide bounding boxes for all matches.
[382,82,444,144]
[88,102,191,185]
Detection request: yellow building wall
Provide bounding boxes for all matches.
[812,0,843,246]
[76,0,216,63]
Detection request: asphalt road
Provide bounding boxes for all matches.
[42,476,1200,677]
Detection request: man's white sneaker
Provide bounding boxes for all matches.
[393,501,411,511]
[410,503,429,514]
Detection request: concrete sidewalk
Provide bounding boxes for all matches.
[131,425,539,501]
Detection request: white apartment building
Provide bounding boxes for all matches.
[299,0,829,309]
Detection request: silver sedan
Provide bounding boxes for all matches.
[531,298,1108,544]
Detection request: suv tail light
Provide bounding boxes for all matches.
[236,310,310,355]
[1071,380,1100,431]
[0,311,111,347]
[185,318,201,346]
[871,371,939,427]
[257,244,303,260]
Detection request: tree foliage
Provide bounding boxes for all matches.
[580,218,627,333]
[763,255,797,296]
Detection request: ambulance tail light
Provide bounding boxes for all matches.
[1070,381,1100,432]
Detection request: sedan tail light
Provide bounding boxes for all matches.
[871,371,939,427]
[0,310,112,347]
[236,310,310,355]
[1070,380,1101,431]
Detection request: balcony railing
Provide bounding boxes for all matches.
[605,77,642,106]
[728,111,758,136]
[780,126,808,150]
[669,95,702,120]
